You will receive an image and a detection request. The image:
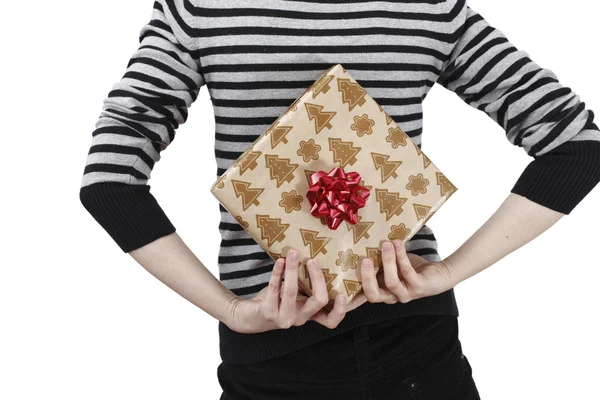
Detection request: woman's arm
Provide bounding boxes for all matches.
[436,4,600,282]
[443,192,563,286]
[78,0,239,322]
[127,232,239,324]
[79,0,204,253]
[436,4,600,215]
[354,192,564,306]
[354,193,564,306]
[353,3,600,306]
[80,0,347,333]
[128,233,349,332]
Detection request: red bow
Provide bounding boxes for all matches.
[306,167,370,230]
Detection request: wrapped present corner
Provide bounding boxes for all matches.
[211,63,457,307]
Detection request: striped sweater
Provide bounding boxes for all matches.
[79,0,600,364]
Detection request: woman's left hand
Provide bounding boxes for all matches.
[347,239,457,310]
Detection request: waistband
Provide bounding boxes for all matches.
[218,288,459,364]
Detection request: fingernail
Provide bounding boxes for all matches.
[382,242,391,251]
[289,250,297,259]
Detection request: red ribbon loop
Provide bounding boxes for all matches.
[306,167,370,230]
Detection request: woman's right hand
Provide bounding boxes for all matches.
[224,249,349,334]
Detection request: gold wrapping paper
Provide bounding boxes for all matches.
[210,63,457,306]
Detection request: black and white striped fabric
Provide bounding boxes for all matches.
[80,0,600,362]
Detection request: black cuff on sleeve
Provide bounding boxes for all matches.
[79,182,176,253]
[511,139,600,215]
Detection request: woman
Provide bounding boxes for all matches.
[79,0,600,398]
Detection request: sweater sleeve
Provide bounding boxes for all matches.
[437,4,600,215]
[79,0,205,253]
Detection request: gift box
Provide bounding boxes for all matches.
[211,63,457,306]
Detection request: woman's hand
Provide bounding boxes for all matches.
[225,249,348,334]
[348,240,456,309]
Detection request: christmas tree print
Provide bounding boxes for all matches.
[343,279,362,297]
[300,229,331,258]
[265,154,299,187]
[208,65,462,303]
[329,138,361,167]
[436,172,457,198]
[375,188,407,221]
[234,150,261,176]
[231,179,264,211]
[378,104,394,125]
[365,247,383,271]
[305,102,336,134]
[413,140,422,156]
[388,223,411,242]
[371,152,402,183]
[346,216,374,244]
[307,267,337,292]
[421,209,436,226]
[413,203,432,221]
[266,123,294,149]
[304,169,317,185]
[256,214,290,247]
[412,141,432,168]
[311,73,334,98]
[422,153,431,169]
[337,78,367,111]
[359,179,373,191]
[209,65,459,301]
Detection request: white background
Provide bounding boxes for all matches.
[1,0,599,399]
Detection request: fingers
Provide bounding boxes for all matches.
[393,240,421,289]
[381,241,406,300]
[278,249,300,328]
[361,257,382,302]
[297,259,330,322]
[262,258,285,321]
[361,257,397,304]
[310,293,347,329]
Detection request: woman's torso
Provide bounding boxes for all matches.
[188,0,465,298]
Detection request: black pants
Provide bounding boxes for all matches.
[217,315,480,400]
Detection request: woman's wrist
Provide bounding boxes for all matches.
[221,294,243,330]
[439,256,463,288]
